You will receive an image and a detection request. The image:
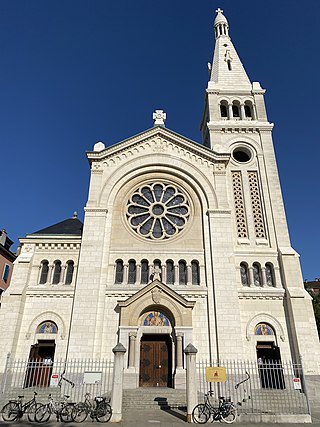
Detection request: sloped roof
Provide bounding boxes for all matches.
[31,217,83,236]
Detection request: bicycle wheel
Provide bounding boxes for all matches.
[60,404,74,422]
[35,404,51,423]
[2,402,20,422]
[192,404,209,424]
[96,402,112,423]
[220,404,237,424]
[72,403,88,423]
[27,401,38,422]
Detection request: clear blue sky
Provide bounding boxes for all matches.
[1,1,319,281]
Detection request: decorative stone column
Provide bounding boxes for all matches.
[174,265,179,286]
[261,267,267,287]
[136,264,141,285]
[111,343,126,422]
[176,335,183,369]
[228,103,233,120]
[184,343,198,423]
[187,265,192,286]
[128,334,136,368]
[240,103,246,120]
[161,265,166,283]
[248,267,254,287]
[123,264,128,284]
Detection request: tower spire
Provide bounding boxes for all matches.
[209,8,250,88]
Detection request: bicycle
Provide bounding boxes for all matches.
[192,391,237,424]
[2,391,38,422]
[72,392,112,423]
[35,393,75,423]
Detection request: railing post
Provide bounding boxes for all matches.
[184,343,198,423]
[1,352,11,395]
[110,343,126,422]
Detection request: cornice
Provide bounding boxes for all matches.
[238,287,284,300]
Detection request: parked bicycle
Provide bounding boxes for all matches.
[72,392,112,423]
[35,393,75,423]
[192,390,237,424]
[1,391,38,422]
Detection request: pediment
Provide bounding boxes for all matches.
[87,126,230,169]
[118,279,195,309]
[118,280,195,327]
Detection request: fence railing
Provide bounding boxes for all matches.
[196,359,310,415]
[0,357,113,405]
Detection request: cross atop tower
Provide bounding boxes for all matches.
[216,8,223,14]
[153,110,166,127]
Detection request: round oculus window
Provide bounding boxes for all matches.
[126,182,190,240]
[232,147,252,163]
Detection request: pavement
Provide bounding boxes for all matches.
[0,406,320,426]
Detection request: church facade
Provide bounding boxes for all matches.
[1,9,319,388]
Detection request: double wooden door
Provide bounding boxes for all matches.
[139,335,172,387]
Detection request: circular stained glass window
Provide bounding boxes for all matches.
[126,182,190,240]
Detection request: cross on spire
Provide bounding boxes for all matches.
[216,8,223,14]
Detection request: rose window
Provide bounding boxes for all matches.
[126,182,190,240]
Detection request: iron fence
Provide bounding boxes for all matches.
[196,359,310,415]
[0,356,113,406]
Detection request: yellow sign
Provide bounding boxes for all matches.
[205,366,227,383]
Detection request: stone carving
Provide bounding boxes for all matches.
[248,171,266,238]
[151,288,162,304]
[232,171,248,238]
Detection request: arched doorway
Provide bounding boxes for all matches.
[139,334,172,387]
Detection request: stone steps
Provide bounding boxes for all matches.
[123,388,186,410]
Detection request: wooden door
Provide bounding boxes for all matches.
[139,337,171,387]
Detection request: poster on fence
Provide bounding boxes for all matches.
[293,377,301,390]
[50,373,59,387]
[206,366,227,383]
[83,371,102,384]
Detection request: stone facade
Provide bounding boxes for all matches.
[0,8,319,389]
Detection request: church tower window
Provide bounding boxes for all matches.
[52,261,62,284]
[232,103,240,118]
[128,260,136,284]
[166,260,174,284]
[179,260,187,285]
[141,260,149,284]
[265,263,275,287]
[115,260,124,284]
[65,261,74,285]
[220,103,228,118]
[191,261,200,285]
[39,260,49,284]
[253,263,262,286]
[240,262,249,286]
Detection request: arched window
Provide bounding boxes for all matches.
[220,104,228,118]
[39,260,49,284]
[37,321,58,334]
[265,263,275,287]
[179,260,187,285]
[240,262,249,286]
[115,260,124,284]
[141,260,149,284]
[166,260,174,284]
[191,261,200,285]
[65,261,74,285]
[232,104,240,118]
[52,261,62,284]
[244,105,252,118]
[253,263,262,286]
[128,260,136,284]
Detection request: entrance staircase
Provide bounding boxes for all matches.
[123,388,186,411]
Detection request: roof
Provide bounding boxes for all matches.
[31,217,83,236]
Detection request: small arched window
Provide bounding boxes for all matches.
[191,261,200,285]
[141,260,149,284]
[265,263,275,287]
[220,104,228,118]
[115,260,124,284]
[65,261,74,285]
[128,260,136,284]
[244,105,252,118]
[240,262,249,286]
[179,260,187,285]
[37,321,58,334]
[39,260,49,284]
[253,263,262,286]
[166,260,174,284]
[232,104,240,118]
[52,261,62,284]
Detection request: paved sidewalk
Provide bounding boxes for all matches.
[0,407,320,426]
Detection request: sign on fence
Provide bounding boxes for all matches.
[50,373,59,387]
[293,377,302,390]
[205,366,227,382]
